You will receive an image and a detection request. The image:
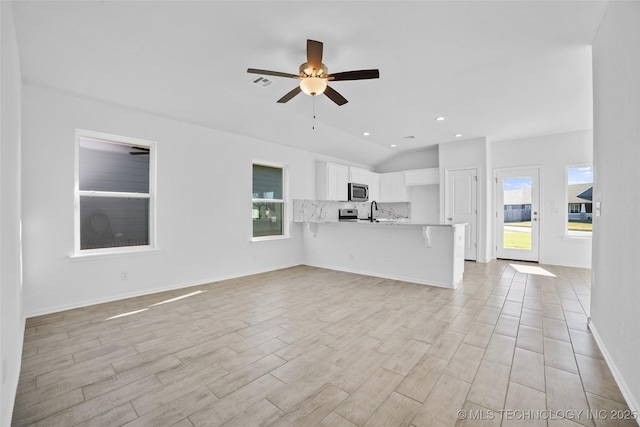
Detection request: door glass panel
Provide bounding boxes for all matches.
[502,177,532,250]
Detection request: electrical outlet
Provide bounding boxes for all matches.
[121,271,128,281]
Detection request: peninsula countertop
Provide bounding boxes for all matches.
[313,219,462,227]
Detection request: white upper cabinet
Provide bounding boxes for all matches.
[317,161,349,200]
[404,168,439,186]
[379,172,407,202]
[349,167,380,201]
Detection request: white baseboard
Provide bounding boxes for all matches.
[24,262,301,318]
[589,320,640,426]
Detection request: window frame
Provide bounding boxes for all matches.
[251,160,289,242]
[566,164,593,239]
[73,129,157,257]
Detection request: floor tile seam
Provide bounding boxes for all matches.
[22,329,74,346]
[11,382,86,418]
[583,389,631,407]
[12,388,86,426]
[205,353,288,399]
[32,354,118,390]
[270,378,352,422]
[508,376,545,394]
[573,352,628,406]
[174,344,239,366]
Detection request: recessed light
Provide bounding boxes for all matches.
[390,144,397,147]
[363,132,370,136]
[435,116,446,121]
[454,133,463,138]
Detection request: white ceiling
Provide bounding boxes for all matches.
[10,1,608,167]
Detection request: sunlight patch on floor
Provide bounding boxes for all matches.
[510,263,556,277]
[105,308,148,321]
[105,290,206,321]
[150,290,205,306]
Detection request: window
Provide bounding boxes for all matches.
[75,130,156,254]
[252,162,286,239]
[567,165,593,236]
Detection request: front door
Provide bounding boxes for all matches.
[496,168,540,262]
[446,168,478,261]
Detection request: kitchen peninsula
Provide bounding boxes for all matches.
[294,199,465,288]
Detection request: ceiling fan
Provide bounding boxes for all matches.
[247,39,379,106]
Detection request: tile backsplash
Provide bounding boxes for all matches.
[293,199,411,222]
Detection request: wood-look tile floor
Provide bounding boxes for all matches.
[13,261,637,426]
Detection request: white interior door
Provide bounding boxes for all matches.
[446,168,478,261]
[495,168,540,262]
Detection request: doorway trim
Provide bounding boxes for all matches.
[494,166,543,262]
[444,166,479,262]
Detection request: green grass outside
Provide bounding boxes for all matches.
[568,222,592,231]
[504,220,592,249]
[507,221,592,231]
[504,230,531,249]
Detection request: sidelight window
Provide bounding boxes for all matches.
[75,130,156,255]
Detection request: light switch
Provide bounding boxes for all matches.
[595,201,601,217]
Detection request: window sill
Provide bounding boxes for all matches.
[70,247,160,262]
[250,235,290,243]
[562,235,592,241]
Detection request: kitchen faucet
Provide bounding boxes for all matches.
[370,200,378,222]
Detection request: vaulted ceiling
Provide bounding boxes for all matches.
[10,1,608,167]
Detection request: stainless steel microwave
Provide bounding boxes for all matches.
[348,182,369,202]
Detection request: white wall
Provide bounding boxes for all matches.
[591,1,640,415]
[375,146,439,173]
[407,186,440,224]
[491,130,593,268]
[0,2,25,424]
[21,84,322,316]
[439,137,490,262]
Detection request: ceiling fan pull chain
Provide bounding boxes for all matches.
[312,96,316,130]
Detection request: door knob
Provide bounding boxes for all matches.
[533,212,538,215]
[447,217,453,221]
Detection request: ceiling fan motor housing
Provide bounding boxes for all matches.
[299,62,328,78]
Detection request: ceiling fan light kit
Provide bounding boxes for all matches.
[247,39,380,106]
[300,77,327,96]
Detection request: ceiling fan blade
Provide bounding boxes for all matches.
[247,68,300,79]
[306,39,323,71]
[329,69,380,81]
[277,86,302,103]
[324,85,348,106]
